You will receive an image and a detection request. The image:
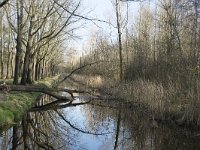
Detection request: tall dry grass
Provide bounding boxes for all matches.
[71,74,200,128]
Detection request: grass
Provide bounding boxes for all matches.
[0,76,59,128]
[35,75,59,87]
[0,78,13,85]
[0,92,39,127]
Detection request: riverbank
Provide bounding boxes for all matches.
[68,74,200,130]
[0,76,59,129]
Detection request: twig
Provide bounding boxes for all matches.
[53,0,116,28]
[0,0,9,8]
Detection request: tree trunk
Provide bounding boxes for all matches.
[6,28,12,79]
[115,0,123,82]
[6,52,11,79]
[26,56,34,84]
[13,0,23,84]
[21,22,33,85]
[41,59,45,79]
[125,3,129,65]
[0,84,80,101]
[32,57,36,80]
[11,51,14,78]
[0,11,4,79]
[35,61,39,80]
[21,46,30,84]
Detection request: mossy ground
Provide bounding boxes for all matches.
[0,76,59,128]
[0,92,40,127]
[35,76,58,87]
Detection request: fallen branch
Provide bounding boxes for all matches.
[57,61,101,85]
[57,60,122,86]
[30,100,92,112]
[0,85,88,101]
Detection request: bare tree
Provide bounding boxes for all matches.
[116,0,123,82]
[13,0,23,84]
[0,10,4,78]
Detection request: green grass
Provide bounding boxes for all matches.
[0,78,13,85]
[0,76,59,127]
[0,92,40,127]
[35,75,59,87]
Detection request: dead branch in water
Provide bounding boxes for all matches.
[0,84,88,101]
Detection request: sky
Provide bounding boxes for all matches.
[69,0,143,56]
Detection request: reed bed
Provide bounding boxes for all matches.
[71,74,200,128]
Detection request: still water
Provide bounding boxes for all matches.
[0,82,200,150]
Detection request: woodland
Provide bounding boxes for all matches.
[0,0,199,128]
[78,0,200,127]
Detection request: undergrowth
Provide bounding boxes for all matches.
[71,74,200,129]
[0,76,58,128]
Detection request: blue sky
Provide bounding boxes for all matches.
[70,0,143,55]
[81,0,113,20]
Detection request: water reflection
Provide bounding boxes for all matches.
[0,93,200,150]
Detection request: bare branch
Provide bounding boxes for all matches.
[39,2,80,43]
[53,0,115,27]
[0,0,9,8]
[57,61,102,85]
[0,84,73,101]
[30,100,92,112]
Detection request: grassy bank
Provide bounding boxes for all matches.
[0,76,59,128]
[70,74,200,129]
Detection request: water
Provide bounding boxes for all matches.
[0,81,200,150]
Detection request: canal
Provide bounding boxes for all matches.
[0,80,200,150]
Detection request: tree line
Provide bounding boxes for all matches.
[79,0,200,106]
[0,0,82,85]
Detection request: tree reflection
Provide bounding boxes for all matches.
[9,112,71,149]
[114,108,121,150]
[0,94,200,150]
[0,96,80,150]
[76,99,200,150]
[12,122,19,150]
